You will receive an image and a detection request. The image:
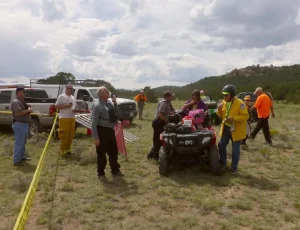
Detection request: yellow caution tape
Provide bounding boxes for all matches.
[0,111,50,116]
[13,113,58,230]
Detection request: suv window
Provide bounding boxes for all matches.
[0,91,12,103]
[76,89,90,100]
[24,89,48,98]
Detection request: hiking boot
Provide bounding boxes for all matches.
[14,162,24,167]
[98,175,107,182]
[147,151,159,160]
[220,163,227,172]
[21,157,31,161]
[231,169,239,176]
[112,171,124,177]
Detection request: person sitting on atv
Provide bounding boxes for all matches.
[147,91,175,160]
[182,89,208,116]
[200,90,206,99]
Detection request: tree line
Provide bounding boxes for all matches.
[36,64,300,104]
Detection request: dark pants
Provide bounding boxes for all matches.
[250,116,272,144]
[138,101,145,119]
[12,122,29,164]
[148,119,164,158]
[96,126,120,176]
[218,126,241,170]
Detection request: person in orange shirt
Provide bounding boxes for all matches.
[250,87,275,145]
[134,90,148,120]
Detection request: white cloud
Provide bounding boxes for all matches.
[0,0,300,89]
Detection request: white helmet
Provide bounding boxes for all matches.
[200,90,204,94]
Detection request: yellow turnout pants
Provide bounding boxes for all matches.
[57,118,76,155]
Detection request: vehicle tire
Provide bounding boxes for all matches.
[209,145,220,174]
[159,146,170,176]
[128,119,133,124]
[29,119,42,138]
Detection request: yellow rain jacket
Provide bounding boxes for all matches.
[217,98,249,141]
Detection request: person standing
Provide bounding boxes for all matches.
[134,90,148,120]
[217,85,249,174]
[11,87,32,166]
[91,86,122,179]
[250,87,275,145]
[55,84,77,156]
[241,95,251,146]
[147,91,175,160]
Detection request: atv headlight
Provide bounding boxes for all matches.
[202,136,211,144]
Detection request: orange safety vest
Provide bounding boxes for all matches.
[134,94,147,102]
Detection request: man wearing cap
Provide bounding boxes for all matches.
[217,85,249,174]
[250,87,275,145]
[241,95,251,146]
[147,91,175,160]
[11,87,32,166]
[55,84,77,156]
[134,90,148,120]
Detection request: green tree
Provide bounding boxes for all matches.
[81,79,116,93]
[143,86,157,102]
[37,72,76,84]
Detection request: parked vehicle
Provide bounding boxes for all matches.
[60,87,138,123]
[0,88,57,137]
[236,92,273,107]
[30,83,81,98]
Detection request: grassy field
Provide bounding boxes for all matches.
[1,101,300,230]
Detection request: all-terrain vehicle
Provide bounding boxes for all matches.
[158,110,220,176]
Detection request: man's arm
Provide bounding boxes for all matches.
[55,95,72,110]
[157,102,169,123]
[231,103,249,122]
[12,102,31,117]
[270,102,275,118]
[252,96,262,110]
[157,112,168,124]
[91,106,100,140]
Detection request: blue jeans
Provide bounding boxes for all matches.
[218,126,241,170]
[12,122,29,164]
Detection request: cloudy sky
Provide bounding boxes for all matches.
[1,0,300,89]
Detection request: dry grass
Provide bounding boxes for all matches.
[1,101,300,229]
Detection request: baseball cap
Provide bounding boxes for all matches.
[16,87,25,94]
[164,91,175,98]
[254,87,263,94]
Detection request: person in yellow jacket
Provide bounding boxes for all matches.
[217,85,249,175]
[134,90,148,120]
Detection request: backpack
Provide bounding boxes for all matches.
[188,109,205,125]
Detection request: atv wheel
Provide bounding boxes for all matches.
[209,145,220,174]
[159,146,170,176]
